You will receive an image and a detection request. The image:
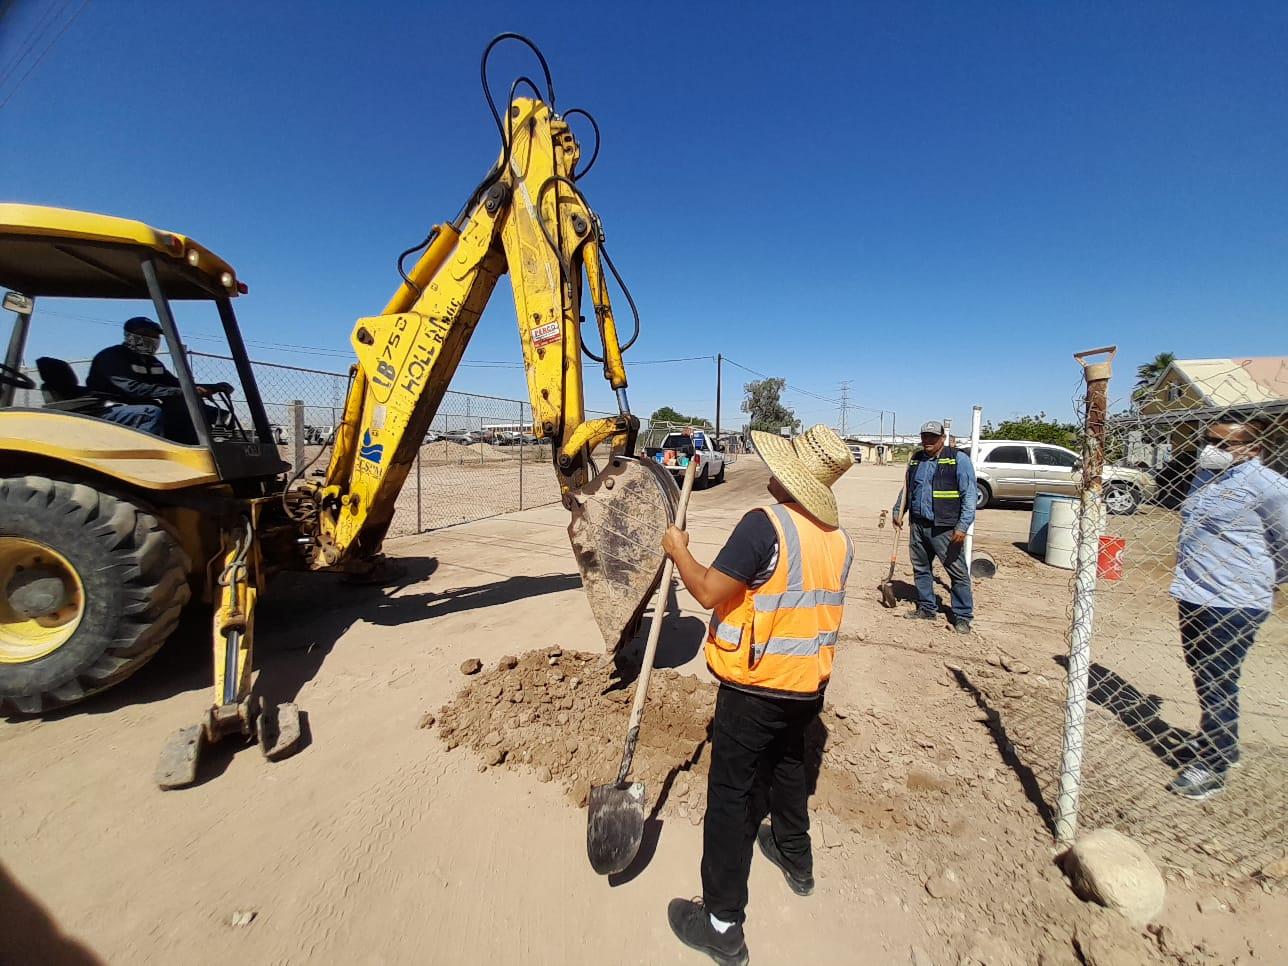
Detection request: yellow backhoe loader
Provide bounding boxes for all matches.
[0,34,677,788]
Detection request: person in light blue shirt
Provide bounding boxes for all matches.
[892,420,978,633]
[1167,418,1288,801]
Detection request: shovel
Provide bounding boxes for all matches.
[587,459,697,875]
[879,489,905,608]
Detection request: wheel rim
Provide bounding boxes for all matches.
[0,537,85,664]
[1105,487,1132,512]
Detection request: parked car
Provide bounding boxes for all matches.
[644,430,726,489]
[846,443,864,465]
[965,440,1156,515]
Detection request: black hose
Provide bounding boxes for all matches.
[563,108,601,181]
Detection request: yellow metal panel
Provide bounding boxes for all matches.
[0,203,243,294]
[0,411,219,489]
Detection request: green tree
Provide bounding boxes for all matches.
[1132,351,1176,403]
[649,406,710,428]
[981,412,1079,449]
[742,378,799,434]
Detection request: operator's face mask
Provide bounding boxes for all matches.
[125,332,161,355]
[1197,429,1258,472]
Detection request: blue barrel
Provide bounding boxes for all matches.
[1029,493,1074,556]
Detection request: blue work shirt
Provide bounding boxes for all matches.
[895,448,977,532]
[1171,458,1288,611]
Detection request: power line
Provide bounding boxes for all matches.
[0,0,90,113]
[0,0,68,92]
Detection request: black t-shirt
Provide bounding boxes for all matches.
[712,509,779,589]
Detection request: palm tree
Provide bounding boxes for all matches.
[1132,351,1176,402]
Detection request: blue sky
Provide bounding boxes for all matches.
[3,1,1285,435]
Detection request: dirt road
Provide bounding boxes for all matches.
[2,459,1284,964]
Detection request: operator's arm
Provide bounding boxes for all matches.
[662,527,745,609]
[955,452,977,535]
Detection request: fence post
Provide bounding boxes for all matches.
[1055,346,1116,844]
[291,399,305,475]
[416,442,423,532]
[518,400,525,510]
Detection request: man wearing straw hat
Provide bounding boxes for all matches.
[660,424,854,966]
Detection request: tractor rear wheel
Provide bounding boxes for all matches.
[0,476,190,714]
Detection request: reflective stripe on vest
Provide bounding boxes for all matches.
[704,503,852,697]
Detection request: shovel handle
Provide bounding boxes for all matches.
[615,460,697,783]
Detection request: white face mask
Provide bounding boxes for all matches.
[1197,444,1235,472]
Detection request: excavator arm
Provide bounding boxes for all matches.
[298,78,677,652]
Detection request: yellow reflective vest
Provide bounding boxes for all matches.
[705,502,853,698]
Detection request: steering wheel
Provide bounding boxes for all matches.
[0,363,35,390]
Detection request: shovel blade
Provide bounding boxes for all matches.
[586,780,647,875]
[879,581,897,608]
[569,457,678,654]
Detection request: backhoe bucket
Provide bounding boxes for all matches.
[568,457,679,653]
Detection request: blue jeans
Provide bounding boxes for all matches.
[909,518,973,621]
[1178,601,1268,772]
[102,403,163,436]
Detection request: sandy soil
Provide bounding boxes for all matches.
[2,459,1285,965]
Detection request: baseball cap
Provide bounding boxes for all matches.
[920,420,945,436]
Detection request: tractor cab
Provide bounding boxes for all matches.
[0,204,288,489]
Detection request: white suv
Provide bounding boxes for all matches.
[966,440,1156,515]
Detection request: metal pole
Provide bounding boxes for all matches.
[964,405,982,566]
[1055,346,1116,844]
[715,353,722,448]
[416,442,423,531]
[291,400,305,475]
[1,293,34,408]
[518,400,525,510]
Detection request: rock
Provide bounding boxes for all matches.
[964,932,1026,966]
[1260,853,1288,880]
[417,712,436,729]
[483,730,503,747]
[834,707,849,719]
[572,780,591,807]
[535,766,552,783]
[925,868,962,899]
[229,909,256,928]
[484,746,504,766]
[460,658,482,675]
[1196,896,1225,914]
[1001,654,1030,674]
[1064,829,1166,927]
[986,651,1004,667]
[498,655,518,670]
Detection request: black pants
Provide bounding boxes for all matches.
[702,684,822,924]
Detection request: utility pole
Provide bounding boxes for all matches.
[838,380,851,436]
[715,353,722,445]
[879,410,884,441]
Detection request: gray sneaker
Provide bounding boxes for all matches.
[954,619,972,635]
[1167,764,1225,801]
[904,609,936,621]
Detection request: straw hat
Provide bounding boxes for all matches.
[750,424,854,528]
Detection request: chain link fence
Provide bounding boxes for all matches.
[19,352,646,540]
[966,356,1288,882]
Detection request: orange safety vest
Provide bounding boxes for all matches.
[705,502,854,698]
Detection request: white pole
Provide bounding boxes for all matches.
[964,405,982,567]
[1055,346,1116,844]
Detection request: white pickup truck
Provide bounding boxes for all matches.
[646,430,727,489]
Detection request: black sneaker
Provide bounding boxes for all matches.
[954,619,972,635]
[667,898,749,966]
[904,609,936,621]
[756,824,814,896]
[1167,764,1225,801]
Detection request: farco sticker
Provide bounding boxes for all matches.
[531,321,561,349]
[359,429,384,465]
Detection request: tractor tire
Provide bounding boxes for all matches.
[0,476,191,714]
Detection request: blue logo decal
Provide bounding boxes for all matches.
[359,430,384,465]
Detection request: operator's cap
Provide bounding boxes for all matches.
[920,419,945,436]
[124,316,161,335]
